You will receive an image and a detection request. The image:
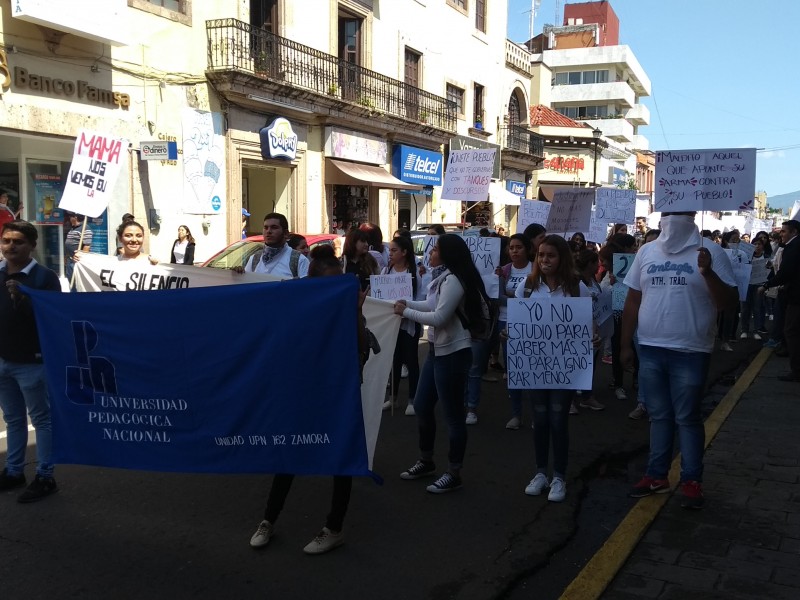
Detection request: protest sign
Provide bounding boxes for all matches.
[594,288,613,326]
[654,148,757,212]
[58,130,127,218]
[791,200,800,221]
[517,199,552,233]
[441,148,496,203]
[750,258,768,284]
[421,235,438,269]
[370,273,412,301]
[730,261,752,302]
[595,188,636,224]
[545,188,594,233]
[588,209,609,243]
[463,235,501,298]
[506,297,594,390]
[612,253,634,311]
[635,195,651,219]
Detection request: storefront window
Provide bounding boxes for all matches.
[331,185,369,233]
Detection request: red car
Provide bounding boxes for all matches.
[202,234,339,269]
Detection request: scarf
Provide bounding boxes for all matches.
[658,215,701,255]
[261,243,285,266]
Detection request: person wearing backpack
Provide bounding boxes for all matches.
[394,234,487,494]
[0,221,62,503]
[237,212,308,279]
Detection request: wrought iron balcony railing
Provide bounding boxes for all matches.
[206,19,457,132]
[501,125,544,158]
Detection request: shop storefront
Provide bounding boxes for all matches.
[391,144,443,230]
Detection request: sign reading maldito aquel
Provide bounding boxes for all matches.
[59,130,128,219]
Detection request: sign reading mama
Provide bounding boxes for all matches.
[260,117,298,161]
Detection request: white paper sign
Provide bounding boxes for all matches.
[545,188,594,233]
[654,148,757,212]
[506,297,594,390]
[750,258,768,284]
[588,209,609,243]
[612,253,634,311]
[421,235,438,269]
[58,130,127,218]
[635,196,651,219]
[595,188,636,224]
[791,200,800,221]
[730,262,751,302]
[517,199,552,233]
[594,288,613,326]
[370,273,413,301]
[463,235,501,298]
[441,149,496,202]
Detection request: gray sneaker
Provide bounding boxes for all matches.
[628,404,647,420]
[303,527,344,554]
[250,520,274,548]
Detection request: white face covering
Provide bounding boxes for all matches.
[658,215,701,254]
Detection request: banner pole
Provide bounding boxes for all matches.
[69,218,89,290]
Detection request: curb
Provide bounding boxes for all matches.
[558,347,773,600]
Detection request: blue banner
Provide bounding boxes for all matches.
[26,276,371,477]
[392,144,443,186]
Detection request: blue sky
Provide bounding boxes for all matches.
[507,0,800,201]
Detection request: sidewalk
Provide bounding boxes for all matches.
[593,349,800,599]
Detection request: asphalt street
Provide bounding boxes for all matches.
[0,335,763,600]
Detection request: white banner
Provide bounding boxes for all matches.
[654,148,757,212]
[546,188,594,234]
[517,199,552,233]
[441,149,496,203]
[58,130,127,218]
[506,297,594,390]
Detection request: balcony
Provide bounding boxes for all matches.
[206,19,456,135]
[499,125,545,170]
[631,135,650,151]
[551,81,636,108]
[625,104,650,126]
[505,40,532,76]
[581,117,634,143]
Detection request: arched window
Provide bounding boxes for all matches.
[508,92,522,127]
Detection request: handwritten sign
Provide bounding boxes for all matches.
[463,235,501,298]
[730,262,751,302]
[595,188,636,224]
[594,288,613,326]
[517,199,552,233]
[441,149,497,203]
[588,209,609,243]
[545,188,594,233]
[370,273,413,301]
[59,129,127,218]
[506,297,594,390]
[421,235,438,269]
[612,253,634,311]
[750,257,768,284]
[654,148,757,212]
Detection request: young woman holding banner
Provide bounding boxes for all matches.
[116,221,159,264]
[516,235,596,502]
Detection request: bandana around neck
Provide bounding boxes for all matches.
[261,243,286,265]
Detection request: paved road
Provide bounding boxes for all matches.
[0,336,763,600]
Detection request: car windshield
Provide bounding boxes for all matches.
[205,240,262,269]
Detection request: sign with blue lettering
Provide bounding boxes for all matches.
[392,145,443,186]
[260,117,298,161]
[506,180,526,196]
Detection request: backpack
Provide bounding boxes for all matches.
[249,248,301,278]
[456,290,498,341]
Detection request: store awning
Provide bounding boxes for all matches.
[488,182,522,206]
[326,159,423,190]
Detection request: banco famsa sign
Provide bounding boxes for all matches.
[13,67,130,109]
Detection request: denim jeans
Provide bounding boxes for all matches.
[529,389,572,479]
[465,338,490,410]
[638,345,709,483]
[740,284,765,334]
[0,358,54,478]
[391,329,420,402]
[414,344,471,470]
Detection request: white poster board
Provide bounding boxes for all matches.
[654,148,757,212]
[506,297,594,390]
[730,262,751,302]
[612,253,634,311]
[441,149,496,203]
[595,188,636,224]
[463,235,501,298]
[545,188,594,234]
[370,273,413,301]
[517,199,552,234]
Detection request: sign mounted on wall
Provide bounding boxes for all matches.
[260,117,298,161]
[140,141,178,161]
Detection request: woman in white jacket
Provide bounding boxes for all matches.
[394,234,489,494]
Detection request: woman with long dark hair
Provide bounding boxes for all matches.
[341,228,379,291]
[394,234,487,494]
[170,225,196,265]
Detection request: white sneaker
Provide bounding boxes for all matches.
[548,477,566,502]
[720,342,734,352]
[465,411,478,425]
[303,527,344,555]
[753,332,762,340]
[250,520,273,548]
[740,332,748,339]
[405,403,416,416]
[505,415,522,430]
[615,387,628,401]
[401,365,409,378]
[524,473,549,496]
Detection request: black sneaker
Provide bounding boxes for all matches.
[426,472,463,494]
[18,475,58,503]
[400,460,436,480]
[0,469,26,491]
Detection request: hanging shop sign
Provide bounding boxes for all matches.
[259,117,298,161]
[140,140,178,161]
[391,145,443,186]
[324,127,387,165]
[506,180,526,196]
[12,66,130,108]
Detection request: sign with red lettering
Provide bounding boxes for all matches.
[543,154,585,173]
[59,130,127,218]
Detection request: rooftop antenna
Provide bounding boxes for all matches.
[529,0,542,50]
[555,0,562,25]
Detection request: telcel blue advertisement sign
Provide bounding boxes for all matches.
[507,180,526,196]
[392,145,443,186]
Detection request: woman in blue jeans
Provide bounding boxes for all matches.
[394,234,489,494]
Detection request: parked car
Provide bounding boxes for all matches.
[202,234,339,269]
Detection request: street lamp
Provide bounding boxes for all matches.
[592,127,602,187]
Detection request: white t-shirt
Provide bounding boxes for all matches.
[515,278,591,299]
[624,240,736,353]
[244,245,309,278]
[173,240,188,264]
[499,263,533,322]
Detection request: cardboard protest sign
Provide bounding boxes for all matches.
[463,235,501,298]
[517,199,552,233]
[654,148,757,212]
[441,149,496,203]
[595,188,636,224]
[545,188,594,233]
[370,273,413,301]
[506,297,594,390]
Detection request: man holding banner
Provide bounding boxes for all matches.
[0,221,62,502]
[621,212,738,509]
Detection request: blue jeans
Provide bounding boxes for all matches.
[465,338,490,410]
[638,345,709,483]
[740,284,765,334]
[0,358,54,478]
[529,389,572,479]
[414,344,471,470]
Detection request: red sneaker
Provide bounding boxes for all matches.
[628,476,670,498]
[680,480,705,509]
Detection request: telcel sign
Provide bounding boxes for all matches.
[392,145,443,186]
[140,141,178,161]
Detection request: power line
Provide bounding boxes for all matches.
[650,88,669,150]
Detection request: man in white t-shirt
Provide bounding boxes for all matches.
[620,211,738,509]
[237,212,309,279]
